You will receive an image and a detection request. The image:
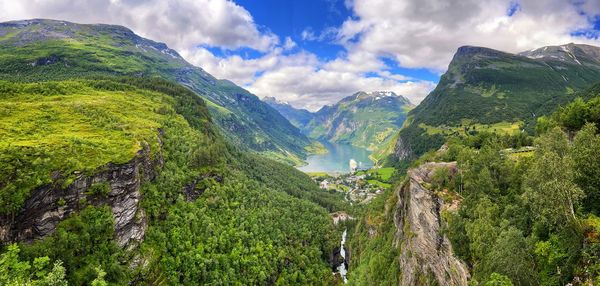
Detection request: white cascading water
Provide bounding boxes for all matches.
[336,229,348,283]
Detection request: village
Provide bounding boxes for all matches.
[310,159,395,205]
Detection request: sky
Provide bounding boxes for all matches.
[2,0,600,111]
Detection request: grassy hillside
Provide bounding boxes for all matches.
[0,19,311,164]
[394,44,600,161]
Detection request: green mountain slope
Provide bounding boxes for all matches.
[306,91,413,157]
[0,19,311,164]
[394,43,600,161]
[0,20,350,285]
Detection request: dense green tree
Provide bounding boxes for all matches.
[534,231,583,286]
[557,97,589,132]
[524,128,583,230]
[571,123,600,214]
[20,206,127,286]
[485,273,514,286]
[480,227,537,285]
[0,244,68,286]
[465,197,500,264]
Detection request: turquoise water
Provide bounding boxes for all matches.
[298,142,374,173]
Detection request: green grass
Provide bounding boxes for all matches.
[373,167,395,181]
[367,180,392,189]
[0,79,181,214]
[331,183,351,192]
[419,121,523,136]
[356,167,395,182]
[203,97,233,115]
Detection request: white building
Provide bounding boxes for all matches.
[349,159,358,172]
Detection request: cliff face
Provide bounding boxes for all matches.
[0,144,162,249]
[394,162,469,286]
[393,135,413,161]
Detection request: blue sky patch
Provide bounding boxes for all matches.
[507,1,521,16]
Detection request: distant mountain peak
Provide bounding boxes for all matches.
[1,18,187,63]
[262,96,290,105]
[349,91,412,105]
[360,91,397,97]
[262,96,278,102]
[518,43,600,65]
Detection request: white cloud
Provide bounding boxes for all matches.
[181,47,320,85]
[246,65,435,111]
[283,37,297,50]
[301,26,338,42]
[0,0,278,51]
[338,0,600,71]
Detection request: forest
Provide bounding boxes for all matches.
[345,85,600,285]
[0,77,347,285]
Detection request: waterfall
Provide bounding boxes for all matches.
[336,229,348,283]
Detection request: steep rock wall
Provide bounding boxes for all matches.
[394,162,469,285]
[393,134,413,161]
[0,144,162,249]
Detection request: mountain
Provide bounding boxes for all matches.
[0,19,311,165]
[0,19,349,285]
[394,43,600,161]
[263,96,314,129]
[305,91,413,162]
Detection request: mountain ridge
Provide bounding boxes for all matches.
[0,18,311,165]
[394,42,600,161]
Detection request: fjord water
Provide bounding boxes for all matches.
[298,141,374,173]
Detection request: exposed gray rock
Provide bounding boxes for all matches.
[0,144,162,250]
[393,135,413,161]
[394,162,469,286]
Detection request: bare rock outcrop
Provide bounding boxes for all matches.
[393,134,413,161]
[394,162,470,286]
[0,145,162,249]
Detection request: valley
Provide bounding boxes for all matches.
[267,91,413,167]
[2,4,600,286]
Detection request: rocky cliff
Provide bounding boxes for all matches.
[0,144,162,249]
[394,162,469,285]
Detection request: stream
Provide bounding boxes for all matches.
[336,229,348,283]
